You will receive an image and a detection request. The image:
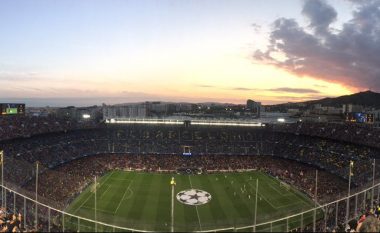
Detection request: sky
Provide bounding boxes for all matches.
[0,0,379,107]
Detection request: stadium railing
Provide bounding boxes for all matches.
[0,179,379,232]
[0,184,155,232]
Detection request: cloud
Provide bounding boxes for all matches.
[302,0,337,35]
[268,87,320,93]
[251,23,262,33]
[314,84,327,88]
[254,0,380,91]
[0,71,42,81]
[196,84,216,88]
[345,0,376,5]
[197,84,320,94]
[231,87,254,91]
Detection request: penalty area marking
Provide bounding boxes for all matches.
[114,179,135,214]
[246,181,281,210]
[268,183,293,197]
[247,180,308,210]
[122,188,134,201]
[99,184,111,199]
[72,171,114,215]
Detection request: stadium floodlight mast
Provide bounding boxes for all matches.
[253,179,258,232]
[346,160,354,222]
[313,170,318,232]
[35,161,39,230]
[371,159,376,211]
[95,176,98,232]
[170,177,176,232]
[0,150,3,207]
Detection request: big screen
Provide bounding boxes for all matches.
[0,103,25,115]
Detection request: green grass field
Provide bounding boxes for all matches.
[65,171,321,232]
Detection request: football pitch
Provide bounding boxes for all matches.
[65,171,321,232]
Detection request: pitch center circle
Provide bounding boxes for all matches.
[176,189,212,206]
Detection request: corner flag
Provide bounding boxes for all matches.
[170,177,176,186]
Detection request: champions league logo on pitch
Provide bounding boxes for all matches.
[176,189,211,206]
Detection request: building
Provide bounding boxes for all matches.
[342,104,363,114]
[246,99,261,117]
[56,106,102,121]
[103,103,147,120]
[287,108,300,114]
[368,109,380,121]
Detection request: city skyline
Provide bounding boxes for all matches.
[1,0,379,106]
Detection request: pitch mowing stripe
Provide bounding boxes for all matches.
[233,173,287,224]
[65,171,319,232]
[223,174,256,221]
[110,171,136,227]
[240,173,288,222]
[65,172,117,231]
[125,173,155,229]
[154,174,172,232]
[73,172,111,212]
[114,175,134,214]
[98,172,129,213]
[209,174,243,227]
[242,172,316,225]
[139,174,164,230]
[177,174,199,232]
[71,171,115,215]
[253,173,298,206]
[99,184,111,199]
[77,171,133,229]
[233,174,263,226]
[198,174,230,229]
[188,175,203,231]
[254,172,315,211]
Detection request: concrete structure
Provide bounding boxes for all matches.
[342,104,363,113]
[246,99,261,117]
[103,103,147,119]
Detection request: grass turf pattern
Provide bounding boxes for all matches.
[65,171,321,232]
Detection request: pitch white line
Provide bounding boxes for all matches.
[109,178,135,182]
[246,181,279,210]
[268,183,288,196]
[73,171,114,214]
[188,175,202,231]
[99,184,111,199]
[114,177,135,214]
[81,205,116,215]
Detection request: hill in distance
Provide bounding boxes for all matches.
[267,90,380,110]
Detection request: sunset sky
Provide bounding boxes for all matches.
[1,0,379,106]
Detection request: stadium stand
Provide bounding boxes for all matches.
[0,116,380,231]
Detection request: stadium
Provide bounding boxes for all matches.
[1,116,380,232]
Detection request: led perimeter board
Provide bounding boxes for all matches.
[0,103,25,115]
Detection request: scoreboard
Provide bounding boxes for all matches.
[345,112,374,124]
[0,103,25,115]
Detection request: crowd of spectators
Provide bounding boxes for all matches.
[0,115,98,142]
[1,118,380,231]
[0,208,22,232]
[1,125,378,188]
[273,121,380,149]
[325,199,380,232]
